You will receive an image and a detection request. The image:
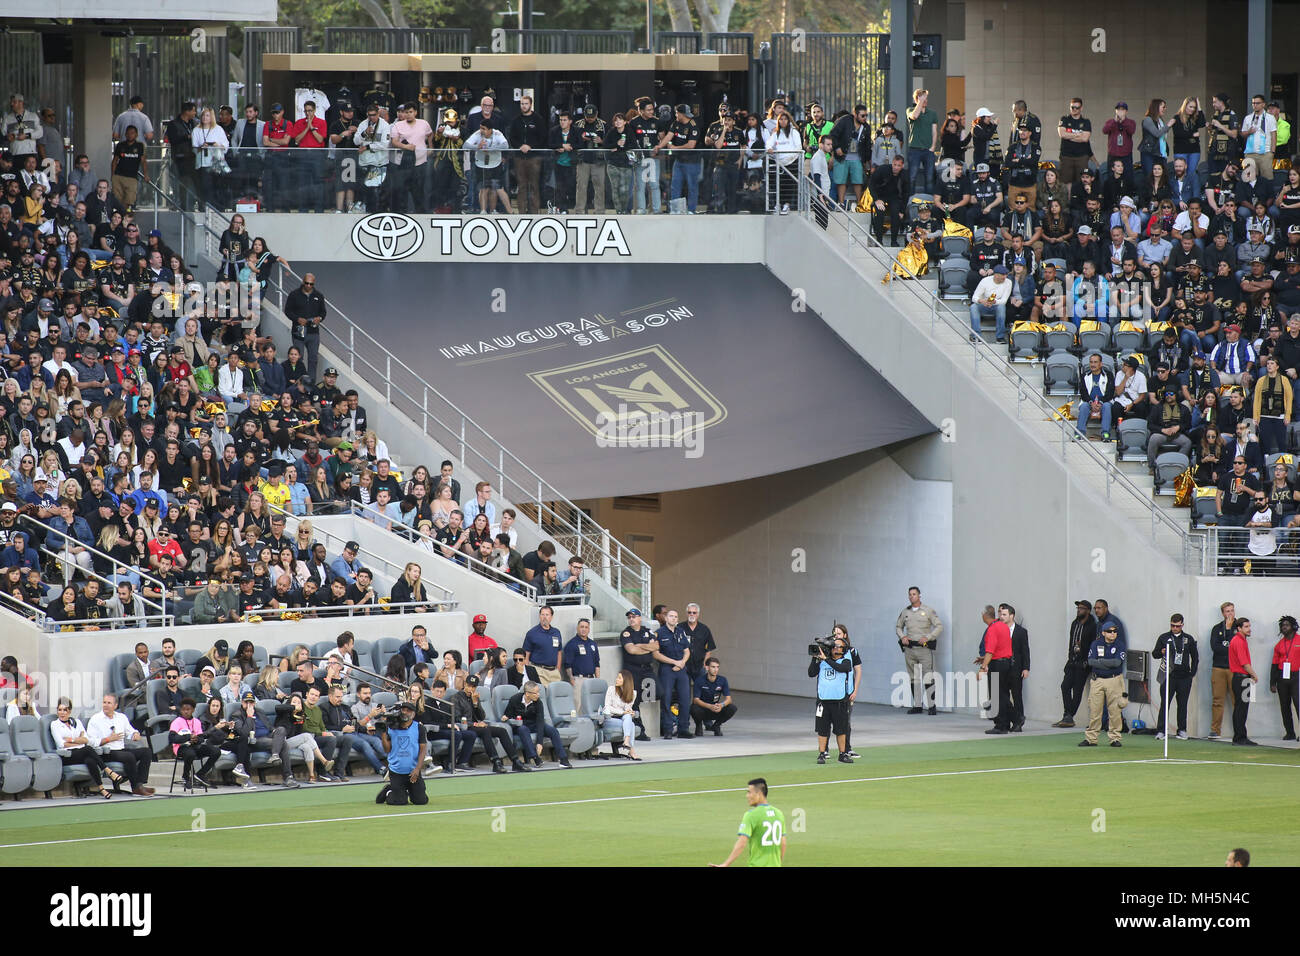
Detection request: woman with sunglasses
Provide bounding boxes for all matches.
[50,697,123,798]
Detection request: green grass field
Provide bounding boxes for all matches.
[3,735,1298,866]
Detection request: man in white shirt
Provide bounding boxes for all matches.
[1210,324,1258,388]
[4,93,42,159]
[42,344,78,385]
[85,693,155,795]
[1111,355,1149,424]
[969,265,1013,343]
[218,350,249,413]
[1171,200,1210,245]
[491,507,518,548]
[1241,93,1277,181]
[465,121,513,214]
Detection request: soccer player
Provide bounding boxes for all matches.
[710,778,786,867]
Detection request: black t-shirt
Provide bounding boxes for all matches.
[1268,477,1298,516]
[970,176,999,207]
[667,119,700,156]
[1172,113,1206,154]
[1208,110,1239,161]
[113,140,144,179]
[1218,471,1261,514]
[521,549,549,577]
[1058,115,1093,158]
[329,117,358,148]
[627,115,663,151]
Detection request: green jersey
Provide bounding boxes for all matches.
[738,803,785,867]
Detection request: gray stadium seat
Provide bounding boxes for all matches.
[9,715,62,795]
[468,659,486,677]
[581,678,625,748]
[108,652,137,702]
[142,677,176,755]
[176,649,202,669]
[277,672,297,694]
[0,718,34,795]
[1044,326,1075,353]
[543,683,595,754]
[941,235,970,260]
[1154,451,1190,494]
[1079,324,1111,354]
[372,637,405,673]
[251,646,270,670]
[1113,325,1145,354]
[938,256,970,299]
[1009,324,1043,362]
[1044,353,1081,396]
[1116,418,1150,463]
[1043,257,1068,273]
[178,676,201,698]
[1190,492,1219,529]
[1266,453,1297,483]
[372,692,398,709]
[312,640,338,660]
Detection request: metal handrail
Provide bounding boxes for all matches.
[235,599,459,620]
[263,261,652,608]
[0,588,45,625]
[136,173,652,607]
[20,515,168,619]
[35,545,166,616]
[262,500,457,602]
[785,166,1204,572]
[345,501,541,601]
[41,614,174,632]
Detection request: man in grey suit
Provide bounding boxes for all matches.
[122,641,159,710]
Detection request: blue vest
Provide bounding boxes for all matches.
[817,658,851,701]
[386,722,421,774]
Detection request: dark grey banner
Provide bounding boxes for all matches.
[301,261,935,499]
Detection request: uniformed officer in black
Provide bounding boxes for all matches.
[653,608,694,738]
[1153,613,1199,740]
[619,608,656,741]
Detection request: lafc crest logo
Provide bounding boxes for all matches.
[527,345,726,443]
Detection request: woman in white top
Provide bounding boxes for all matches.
[603,670,641,760]
[1246,494,1277,558]
[5,686,40,719]
[430,481,458,527]
[765,112,802,213]
[49,696,120,798]
[192,106,230,207]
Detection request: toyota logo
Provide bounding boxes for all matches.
[350,214,424,261]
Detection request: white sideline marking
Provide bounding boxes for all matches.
[641,789,670,794]
[0,757,1294,850]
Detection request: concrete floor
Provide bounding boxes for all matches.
[6,692,1291,811]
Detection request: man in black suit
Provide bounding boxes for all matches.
[1000,603,1031,731]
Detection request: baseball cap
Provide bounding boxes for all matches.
[1102,623,1118,632]
[975,107,993,118]
[1074,599,1092,608]
[242,691,255,702]
[1119,196,1135,208]
[674,103,691,116]
[626,608,642,618]
[344,540,359,552]
[1115,101,1128,109]
[993,265,1008,275]
[1227,323,1242,333]
[37,298,54,312]
[1080,167,1095,177]
[1076,225,1092,236]
[0,502,15,513]
[214,639,228,653]
[324,367,339,376]
[974,162,990,173]
[33,469,48,482]
[399,699,417,711]
[472,613,487,624]
[201,665,216,676]
[1122,356,1139,369]
[582,104,597,116]
[465,674,480,687]
[271,102,284,113]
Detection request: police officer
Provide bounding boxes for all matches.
[808,635,854,764]
[1054,600,1095,728]
[375,699,428,806]
[619,608,656,741]
[896,587,943,714]
[691,656,737,736]
[1081,623,1126,747]
[653,608,694,739]
[562,617,600,707]
[1153,613,1199,740]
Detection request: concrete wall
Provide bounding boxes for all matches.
[583,449,954,701]
[957,0,1208,162]
[764,215,1194,724]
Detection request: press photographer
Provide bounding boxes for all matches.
[807,632,854,765]
[375,700,429,806]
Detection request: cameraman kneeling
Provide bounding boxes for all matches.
[376,700,429,806]
[808,637,854,765]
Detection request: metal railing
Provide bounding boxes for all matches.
[1200,526,1300,575]
[786,165,1207,574]
[345,501,542,601]
[322,27,471,54]
[0,587,172,632]
[654,32,755,57]
[496,29,637,54]
[34,544,168,618]
[19,515,169,619]
[232,599,458,619]
[262,500,458,603]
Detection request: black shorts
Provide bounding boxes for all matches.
[814,698,850,736]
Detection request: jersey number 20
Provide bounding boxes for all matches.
[760,820,783,846]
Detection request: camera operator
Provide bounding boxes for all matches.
[375,700,428,806]
[808,635,854,764]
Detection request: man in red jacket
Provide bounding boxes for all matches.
[1229,619,1260,745]
[287,101,328,212]
[468,614,498,661]
[1271,615,1300,741]
[977,605,1014,734]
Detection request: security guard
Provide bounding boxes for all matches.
[1271,615,1300,740]
[653,608,694,739]
[691,656,737,736]
[1081,623,1126,747]
[618,608,656,741]
[521,605,564,685]
[561,617,600,705]
[1153,613,1199,740]
[896,587,943,714]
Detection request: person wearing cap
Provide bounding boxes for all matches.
[284,273,326,381]
[1056,97,1094,186]
[374,696,429,805]
[1101,102,1136,178]
[570,104,608,214]
[1004,122,1041,210]
[1110,354,1149,425]
[1054,600,1097,728]
[1081,622,1127,747]
[1146,384,1192,471]
[467,613,497,660]
[969,264,1012,342]
[967,160,1003,231]
[329,539,362,585]
[659,103,702,214]
[1151,614,1199,741]
[1110,196,1143,243]
[1210,323,1258,388]
[619,608,656,740]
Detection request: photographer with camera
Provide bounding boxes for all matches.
[808,633,855,764]
[375,699,428,806]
